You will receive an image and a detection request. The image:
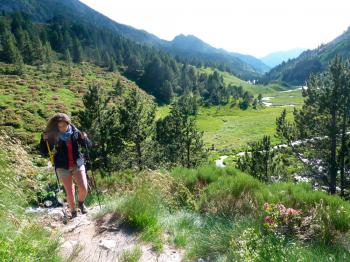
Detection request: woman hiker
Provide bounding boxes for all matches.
[40,113,92,218]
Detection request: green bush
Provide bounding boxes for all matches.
[199,173,269,216]
[119,246,142,262]
[197,169,350,243]
[268,182,350,239]
[97,170,136,192]
[160,210,203,248]
[231,227,350,261]
[121,188,160,230]
[171,164,239,191]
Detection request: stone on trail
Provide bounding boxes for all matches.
[99,239,117,250]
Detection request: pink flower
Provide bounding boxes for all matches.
[286,208,299,215]
[264,216,274,225]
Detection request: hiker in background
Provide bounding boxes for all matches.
[40,113,92,218]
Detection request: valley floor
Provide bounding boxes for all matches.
[157,88,302,152]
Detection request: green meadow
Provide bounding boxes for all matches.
[197,105,295,151]
[158,68,303,152]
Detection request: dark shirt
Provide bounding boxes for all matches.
[39,124,92,169]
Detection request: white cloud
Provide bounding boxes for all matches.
[80,0,350,57]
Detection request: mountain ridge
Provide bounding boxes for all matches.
[260,48,306,68]
[263,27,350,85]
[163,34,270,78]
[0,0,268,79]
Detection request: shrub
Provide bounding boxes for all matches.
[231,227,350,261]
[263,202,302,235]
[199,171,350,243]
[296,200,349,243]
[171,164,239,191]
[160,210,204,248]
[199,173,269,216]
[268,182,350,235]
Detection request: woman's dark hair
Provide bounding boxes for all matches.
[45,113,71,144]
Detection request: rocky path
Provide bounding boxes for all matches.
[28,205,184,262]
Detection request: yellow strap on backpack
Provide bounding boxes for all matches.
[46,140,54,165]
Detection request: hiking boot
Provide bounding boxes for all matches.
[70,209,77,219]
[78,201,88,214]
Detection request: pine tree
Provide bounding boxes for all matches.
[239,91,253,110]
[78,84,121,174]
[119,88,156,170]
[62,29,73,52]
[276,57,350,194]
[21,31,34,64]
[1,30,22,64]
[32,34,44,64]
[14,53,24,75]
[156,93,207,168]
[64,49,72,76]
[44,41,53,72]
[108,56,117,72]
[114,79,123,96]
[72,36,83,63]
[237,136,276,182]
[252,98,258,109]
[338,60,350,196]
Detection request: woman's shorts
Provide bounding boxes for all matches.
[56,165,86,178]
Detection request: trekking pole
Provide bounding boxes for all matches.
[46,140,61,192]
[46,140,68,223]
[84,141,102,209]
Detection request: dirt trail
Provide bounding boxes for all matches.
[31,205,184,262]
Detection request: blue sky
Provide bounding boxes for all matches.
[80,0,350,57]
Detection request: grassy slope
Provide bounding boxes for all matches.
[200,67,295,95]
[0,61,142,147]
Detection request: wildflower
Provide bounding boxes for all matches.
[276,203,286,213]
[286,208,299,215]
[264,216,274,225]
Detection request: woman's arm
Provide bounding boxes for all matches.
[78,131,92,148]
[39,133,54,157]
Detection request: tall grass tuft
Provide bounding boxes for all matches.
[0,134,61,261]
[115,184,164,251]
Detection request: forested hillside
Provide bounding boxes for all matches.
[0,12,264,105]
[263,27,350,85]
[0,0,270,80]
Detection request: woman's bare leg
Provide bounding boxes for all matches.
[73,166,88,203]
[60,175,75,210]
